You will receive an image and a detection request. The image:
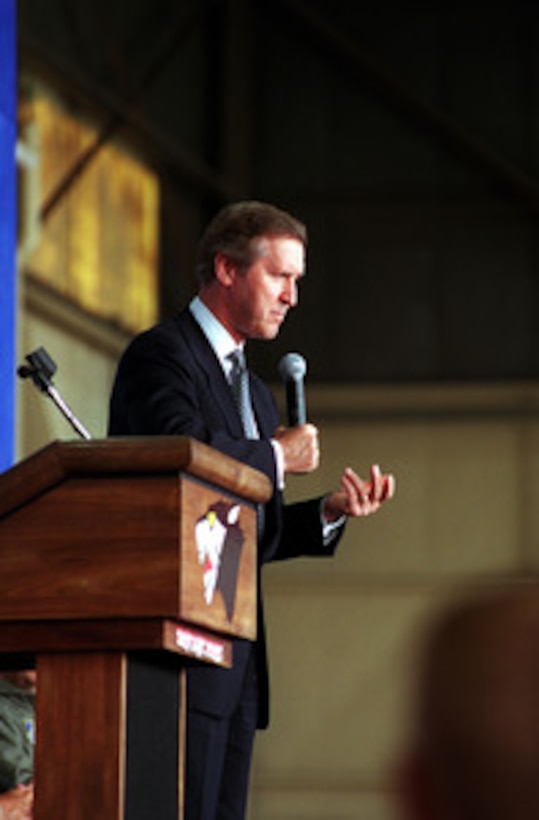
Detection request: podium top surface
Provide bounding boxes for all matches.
[0,436,273,519]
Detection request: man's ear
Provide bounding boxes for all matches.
[214,253,236,287]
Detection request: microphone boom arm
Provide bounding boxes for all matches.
[42,382,92,440]
[18,347,92,441]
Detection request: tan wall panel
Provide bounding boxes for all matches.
[17,280,128,458]
[249,788,397,820]
[283,419,522,577]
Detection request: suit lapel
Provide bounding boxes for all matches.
[249,376,275,440]
[174,309,245,436]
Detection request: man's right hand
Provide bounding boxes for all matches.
[273,424,320,474]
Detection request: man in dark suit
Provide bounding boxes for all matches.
[109,200,395,819]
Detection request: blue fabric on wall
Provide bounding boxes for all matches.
[0,0,17,472]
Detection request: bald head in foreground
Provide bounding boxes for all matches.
[399,585,539,820]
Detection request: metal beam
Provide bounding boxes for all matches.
[19,4,236,220]
[275,0,539,217]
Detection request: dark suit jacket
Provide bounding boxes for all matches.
[109,308,341,728]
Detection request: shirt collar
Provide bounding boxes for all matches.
[189,296,242,373]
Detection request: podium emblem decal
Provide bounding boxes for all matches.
[195,500,244,619]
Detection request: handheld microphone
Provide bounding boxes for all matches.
[278,352,307,426]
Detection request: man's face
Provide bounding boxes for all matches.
[225,236,305,341]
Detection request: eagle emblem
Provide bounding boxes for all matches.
[194,500,245,620]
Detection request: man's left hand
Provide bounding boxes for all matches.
[323,464,395,522]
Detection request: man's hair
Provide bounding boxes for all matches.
[196,200,307,286]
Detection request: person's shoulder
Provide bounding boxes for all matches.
[123,310,193,354]
[0,678,33,703]
[136,310,187,340]
[0,678,13,697]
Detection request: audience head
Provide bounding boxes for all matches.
[399,585,539,820]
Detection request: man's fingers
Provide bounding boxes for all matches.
[384,473,396,500]
[342,465,396,511]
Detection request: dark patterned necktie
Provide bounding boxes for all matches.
[228,348,258,439]
[228,349,265,539]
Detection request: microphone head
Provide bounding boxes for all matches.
[278,352,307,381]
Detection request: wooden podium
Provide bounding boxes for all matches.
[0,437,272,819]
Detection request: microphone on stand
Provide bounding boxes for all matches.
[278,352,307,427]
[18,347,93,440]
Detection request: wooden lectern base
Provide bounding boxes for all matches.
[0,618,232,820]
[36,650,185,820]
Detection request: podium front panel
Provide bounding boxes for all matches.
[0,470,257,639]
